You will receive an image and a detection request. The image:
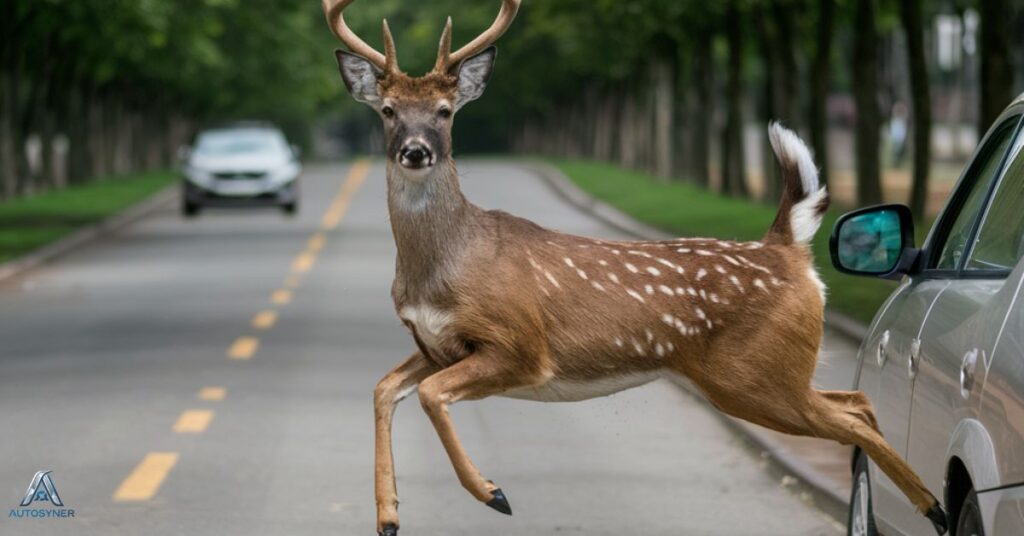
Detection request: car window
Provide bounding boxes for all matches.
[967,133,1024,271]
[194,128,288,157]
[933,118,1019,270]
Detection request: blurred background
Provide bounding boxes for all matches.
[2,2,1024,533]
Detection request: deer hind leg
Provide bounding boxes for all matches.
[719,385,948,534]
[417,351,540,517]
[373,353,439,536]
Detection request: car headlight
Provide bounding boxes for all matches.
[266,162,301,186]
[183,165,214,188]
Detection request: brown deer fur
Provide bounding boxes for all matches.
[323,1,948,534]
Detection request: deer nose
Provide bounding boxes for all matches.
[399,143,433,169]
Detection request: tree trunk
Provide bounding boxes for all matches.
[900,0,931,220]
[809,0,834,188]
[0,71,16,199]
[978,0,1013,132]
[722,1,748,198]
[652,57,675,180]
[688,34,713,187]
[853,0,882,206]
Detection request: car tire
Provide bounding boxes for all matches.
[956,488,984,536]
[848,452,879,536]
[182,201,200,217]
[281,201,298,216]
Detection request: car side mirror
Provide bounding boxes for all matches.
[830,204,918,280]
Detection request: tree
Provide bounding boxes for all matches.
[808,0,834,189]
[978,0,1013,132]
[853,0,882,206]
[721,0,748,198]
[900,0,931,221]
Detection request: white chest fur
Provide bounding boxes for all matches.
[399,304,454,352]
[501,370,662,402]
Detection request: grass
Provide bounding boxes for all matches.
[551,160,900,324]
[0,171,176,264]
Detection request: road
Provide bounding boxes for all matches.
[0,161,845,535]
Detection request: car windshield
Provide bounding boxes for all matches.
[193,128,288,157]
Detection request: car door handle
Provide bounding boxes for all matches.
[960,348,979,399]
[878,330,891,367]
[908,338,922,379]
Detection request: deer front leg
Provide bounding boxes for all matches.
[374,352,439,536]
[417,352,536,516]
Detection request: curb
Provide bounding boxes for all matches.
[521,159,860,519]
[0,185,178,284]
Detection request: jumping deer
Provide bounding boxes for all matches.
[322,1,948,534]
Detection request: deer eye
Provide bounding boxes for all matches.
[381,106,394,118]
[437,106,452,119]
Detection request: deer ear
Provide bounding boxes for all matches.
[453,46,496,110]
[336,50,383,105]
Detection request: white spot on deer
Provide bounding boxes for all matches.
[628,250,653,258]
[577,268,588,280]
[715,265,727,274]
[644,284,654,295]
[608,273,620,284]
[699,289,707,300]
[544,271,560,288]
[695,307,706,320]
[729,275,744,292]
[753,278,768,292]
[546,240,561,247]
[645,329,654,343]
[625,263,639,273]
[722,254,741,266]
[611,249,621,255]
[563,257,575,268]
[696,249,714,256]
[736,254,773,274]
[705,319,714,329]
[771,277,783,286]
[675,287,687,296]
[632,340,645,356]
[626,289,646,303]
[614,337,624,347]
[646,267,661,276]
[399,305,453,352]
[655,258,677,270]
[709,293,720,303]
[591,281,606,292]
[696,268,708,280]
[598,259,608,266]
[659,285,674,296]
[661,313,675,326]
[677,248,691,253]
[717,241,734,248]
[655,343,665,357]
[666,341,675,352]
[687,287,698,296]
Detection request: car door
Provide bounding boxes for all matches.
[871,113,1022,534]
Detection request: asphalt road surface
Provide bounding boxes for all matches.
[0,161,845,535]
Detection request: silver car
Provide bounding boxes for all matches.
[832,93,1024,535]
[181,124,301,216]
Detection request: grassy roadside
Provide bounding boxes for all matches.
[0,171,176,264]
[551,160,899,324]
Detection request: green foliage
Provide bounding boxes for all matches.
[554,159,899,323]
[0,171,175,263]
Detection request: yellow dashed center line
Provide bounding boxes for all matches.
[227,336,260,360]
[284,274,301,289]
[291,251,317,274]
[173,410,215,433]
[321,160,370,230]
[270,289,292,305]
[113,452,179,502]
[197,387,227,401]
[251,310,278,330]
[307,232,326,252]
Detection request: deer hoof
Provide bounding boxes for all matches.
[485,488,512,516]
[925,503,948,535]
[379,523,398,536]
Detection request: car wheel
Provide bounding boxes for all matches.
[182,201,200,217]
[956,488,984,536]
[848,452,879,536]
[281,201,298,216]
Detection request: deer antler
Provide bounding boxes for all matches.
[435,0,521,72]
[323,0,399,74]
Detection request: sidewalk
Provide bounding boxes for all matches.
[525,160,863,521]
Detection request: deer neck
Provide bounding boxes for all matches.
[386,159,476,295]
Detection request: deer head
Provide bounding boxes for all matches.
[324,0,520,178]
